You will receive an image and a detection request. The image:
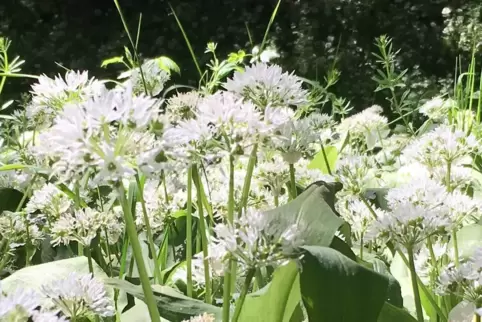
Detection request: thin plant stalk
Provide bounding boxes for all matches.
[475,315,481,322]
[239,143,258,216]
[452,230,460,268]
[359,235,364,261]
[222,154,236,322]
[397,251,447,321]
[289,163,297,199]
[117,185,161,322]
[319,141,332,175]
[192,166,213,303]
[407,246,425,322]
[85,246,94,276]
[135,174,162,283]
[232,268,256,322]
[186,166,194,297]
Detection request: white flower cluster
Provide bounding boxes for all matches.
[224,62,308,108]
[208,208,305,274]
[27,70,105,128]
[0,272,113,321]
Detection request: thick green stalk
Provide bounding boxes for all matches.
[475,314,481,322]
[398,251,447,321]
[232,268,255,322]
[238,143,258,216]
[289,163,297,199]
[359,235,364,261]
[223,155,236,322]
[452,229,460,268]
[85,246,94,276]
[192,166,212,303]
[186,167,194,297]
[135,175,162,283]
[407,246,425,322]
[117,185,161,322]
[319,141,332,175]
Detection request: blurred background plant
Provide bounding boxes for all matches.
[0,0,481,114]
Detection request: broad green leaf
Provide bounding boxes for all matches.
[357,254,403,307]
[308,146,338,174]
[120,300,170,322]
[300,246,389,322]
[263,182,345,247]
[101,56,124,68]
[330,236,356,261]
[106,279,222,321]
[156,56,180,75]
[377,302,417,322]
[0,187,23,213]
[1,256,111,296]
[449,224,482,259]
[238,261,301,322]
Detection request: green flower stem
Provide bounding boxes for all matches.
[452,229,460,268]
[192,166,213,304]
[135,174,162,283]
[289,163,297,199]
[319,141,332,175]
[223,155,236,322]
[85,246,94,276]
[232,268,256,322]
[274,194,279,207]
[186,166,194,298]
[407,246,425,322]
[359,195,378,219]
[239,143,258,216]
[359,235,364,261]
[117,185,161,322]
[475,314,481,322]
[426,238,439,286]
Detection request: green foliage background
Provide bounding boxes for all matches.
[0,0,480,109]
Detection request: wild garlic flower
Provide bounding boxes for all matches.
[444,190,482,226]
[386,178,448,210]
[50,207,103,246]
[367,202,450,247]
[0,286,41,321]
[419,96,455,122]
[336,197,383,240]
[295,158,335,188]
[271,118,318,164]
[0,211,43,249]
[415,241,448,287]
[164,91,262,161]
[335,155,375,196]
[224,62,308,109]
[33,85,164,184]
[40,272,114,318]
[25,183,72,219]
[27,70,105,128]
[254,154,290,197]
[436,254,482,319]
[208,208,304,272]
[336,105,389,150]
[181,313,216,322]
[402,124,479,169]
[121,59,170,96]
[165,91,201,124]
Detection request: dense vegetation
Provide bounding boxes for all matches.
[0,0,481,108]
[1,1,482,322]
